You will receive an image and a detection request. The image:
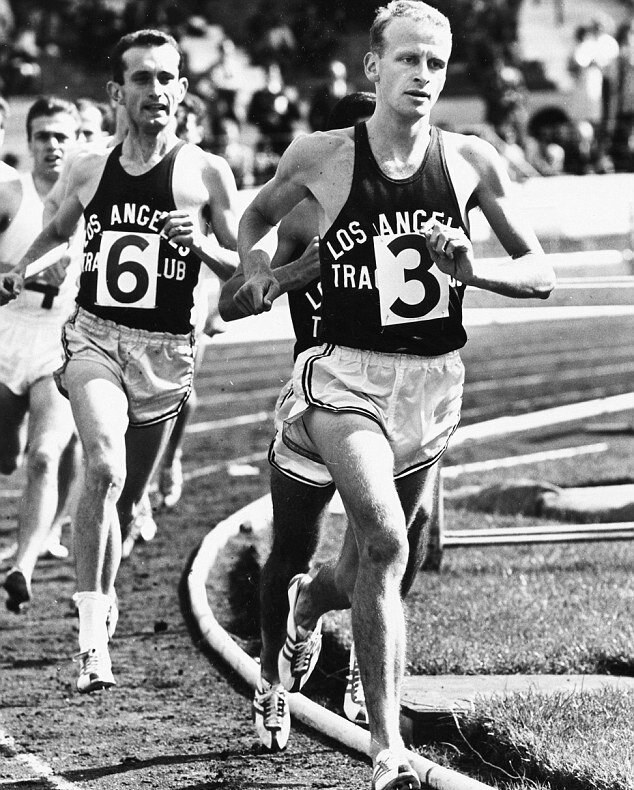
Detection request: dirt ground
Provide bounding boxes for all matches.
[0,481,374,790]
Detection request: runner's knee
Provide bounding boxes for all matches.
[25,444,63,480]
[362,526,409,573]
[84,454,125,499]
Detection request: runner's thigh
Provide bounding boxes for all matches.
[26,376,76,456]
[62,358,129,469]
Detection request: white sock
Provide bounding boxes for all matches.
[73,591,110,653]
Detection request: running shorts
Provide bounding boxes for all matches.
[55,306,196,427]
[0,307,66,396]
[269,343,464,487]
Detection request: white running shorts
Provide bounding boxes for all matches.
[269,343,464,487]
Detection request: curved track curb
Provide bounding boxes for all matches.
[186,494,495,790]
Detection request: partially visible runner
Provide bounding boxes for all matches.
[0,95,19,181]
[0,96,80,613]
[75,97,112,145]
[145,91,234,517]
[0,28,239,693]
[232,2,555,788]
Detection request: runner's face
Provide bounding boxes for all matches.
[29,112,78,181]
[118,44,186,132]
[367,17,451,120]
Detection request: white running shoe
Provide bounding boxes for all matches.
[278,573,323,692]
[371,750,420,790]
[121,494,157,558]
[74,647,116,694]
[344,641,368,726]
[159,454,183,510]
[252,678,291,752]
[40,519,70,559]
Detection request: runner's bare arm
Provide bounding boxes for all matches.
[0,163,87,304]
[428,138,555,298]
[219,233,320,321]
[235,136,317,314]
[163,153,239,281]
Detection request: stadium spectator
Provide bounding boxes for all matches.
[211,115,255,190]
[247,61,302,163]
[308,59,350,132]
[605,18,634,172]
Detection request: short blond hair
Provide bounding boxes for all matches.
[370,1,451,56]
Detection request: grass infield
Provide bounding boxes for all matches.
[211,416,633,789]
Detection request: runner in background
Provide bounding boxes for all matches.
[0,96,80,613]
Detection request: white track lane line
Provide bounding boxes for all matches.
[0,724,84,790]
[442,443,609,478]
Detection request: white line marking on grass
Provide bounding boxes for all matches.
[0,725,83,790]
[185,411,270,434]
[453,392,634,445]
[442,443,609,478]
[0,489,20,498]
[557,277,634,288]
[466,363,632,394]
[463,305,634,325]
[195,386,282,408]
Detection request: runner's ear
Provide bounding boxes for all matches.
[364,51,379,83]
[106,81,123,105]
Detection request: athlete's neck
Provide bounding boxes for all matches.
[120,129,180,174]
[32,171,56,200]
[365,114,431,179]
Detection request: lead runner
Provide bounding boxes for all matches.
[0,28,239,693]
[234,2,555,788]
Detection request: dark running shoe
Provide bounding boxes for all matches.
[4,569,31,613]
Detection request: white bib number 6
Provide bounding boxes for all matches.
[374,232,449,326]
[96,230,159,309]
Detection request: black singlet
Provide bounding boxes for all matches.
[77,141,200,334]
[286,239,322,360]
[319,123,468,355]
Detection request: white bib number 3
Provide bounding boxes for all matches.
[96,230,159,309]
[374,232,449,326]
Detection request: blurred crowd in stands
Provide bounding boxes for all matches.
[0,0,632,184]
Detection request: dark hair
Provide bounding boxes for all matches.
[26,95,79,141]
[326,91,376,129]
[109,29,182,84]
[370,0,451,57]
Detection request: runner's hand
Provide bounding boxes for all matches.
[0,272,23,305]
[423,222,474,282]
[161,210,200,249]
[34,253,71,287]
[234,268,281,315]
